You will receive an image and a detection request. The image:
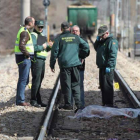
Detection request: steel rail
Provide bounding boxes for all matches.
[88,36,140,108]
[37,77,60,140]
[114,69,140,108]
[37,37,140,139]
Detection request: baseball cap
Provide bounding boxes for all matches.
[98,25,108,36]
[35,20,44,26]
[61,21,70,29]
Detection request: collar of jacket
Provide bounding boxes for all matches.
[108,34,113,38]
[22,25,30,32]
[101,34,113,43]
[33,29,42,35]
[62,30,70,34]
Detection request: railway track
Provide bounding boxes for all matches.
[35,38,140,140]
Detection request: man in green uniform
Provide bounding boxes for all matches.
[94,25,118,107]
[50,21,89,112]
[30,20,53,107]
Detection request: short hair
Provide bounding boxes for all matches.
[71,25,80,32]
[61,21,70,29]
[62,28,70,32]
[24,16,33,25]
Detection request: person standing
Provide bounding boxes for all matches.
[71,25,90,108]
[94,25,118,107]
[30,20,53,107]
[15,16,35,106]
[50,21,89,112]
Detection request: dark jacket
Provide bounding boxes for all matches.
[79,36,90,71]
[50,31,89,69]
[31,29,51,60]
[94,34,118,69]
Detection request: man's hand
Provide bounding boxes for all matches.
[48,41,53,48]
[43,43,47,49]
[81,59,84,64]
[105,67,110,73]
[51,69,55,73]
[96,36,100,41]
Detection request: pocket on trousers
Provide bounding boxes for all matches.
[23,59,31,67]
[106,70,114,81]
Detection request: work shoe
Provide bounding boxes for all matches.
[104,104,118,108]
[39,103,47,107]
[30,101,41,107]
[17,102,30,106]
[74,106,85,113]
[59,105,73,110]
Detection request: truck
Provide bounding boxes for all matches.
[67,2,97,36]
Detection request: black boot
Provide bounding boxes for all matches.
[37,100,47,107]
[74,106,85,113]
[59,105,73,110]
[39,102,47,107]
[30,100,41,107]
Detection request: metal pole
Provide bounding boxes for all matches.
[21,0,30,25]
[128,0,130,51]
[120,0,123,51]
[110,0,115,35]
[43,0,50,37]
[114,0,116,37]
[134,0,138,58]
[116,0,119,38]
[108,0,111,32]
[45,7,48,37]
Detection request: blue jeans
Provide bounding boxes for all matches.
[80,70,84,107]
[71,70,85,107]
[16,59,31,105]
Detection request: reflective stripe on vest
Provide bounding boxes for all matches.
[31,32,47,58]
[14,26,34,55]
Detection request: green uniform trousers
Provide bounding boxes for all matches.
[31,59,45,104]
[99,68,114,106]
[60,66,81,108]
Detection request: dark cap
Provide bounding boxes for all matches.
[61,21,70,29]
[35,20,44,26]
[98,25,108,36]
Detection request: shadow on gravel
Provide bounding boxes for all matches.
[59,90,134,109]
[51,90,140,140]
[0,88,53,109]
[0,110,44,138]
[0,87,53,138]
[0,87,137,138]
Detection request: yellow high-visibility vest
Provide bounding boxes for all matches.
[31,32,47,58]
[15,26,34,55]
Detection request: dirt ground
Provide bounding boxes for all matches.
[0,39,140,139]
[49,41,140,140]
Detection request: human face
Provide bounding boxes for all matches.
[35,25,44,33]
[100,31,109,40]
[29,18,35,29]
[72,27,80,36]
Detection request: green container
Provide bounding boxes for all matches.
[67,5,97,35]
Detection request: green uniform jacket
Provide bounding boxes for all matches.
[94,34,118,69]
[50,31,89,69]
[31,29,51,60]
